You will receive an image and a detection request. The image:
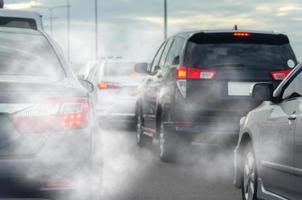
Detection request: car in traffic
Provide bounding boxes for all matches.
[0,9,43,30]
[234,62,302,200]
[0,27,100,199]
[134,29,297,162]
[86,59,145,128]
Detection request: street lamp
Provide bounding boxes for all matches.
[95,0,99,60]
[66,0,71,62]
[164,0,167,40]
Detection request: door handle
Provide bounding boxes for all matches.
[288,114,297,121]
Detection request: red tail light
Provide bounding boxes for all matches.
[234,32,251,37]
[12,98,89,133]
[270,69,291,81]
[177,66,216,80]
[98,81,121,90]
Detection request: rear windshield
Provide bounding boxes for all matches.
[0,32,64,79]
[184,33,297,70]
[0,17,37,30]
[104,62,136,76]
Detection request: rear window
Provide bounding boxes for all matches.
[104,62,136,76]
[184,33,297,70]
[0,32,64,80]
[0,17,37,30]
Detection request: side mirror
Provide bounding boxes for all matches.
[78,78,94,93]
[134,63,148,74]
[251,83,274,102]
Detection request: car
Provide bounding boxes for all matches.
[86,59,145,128]
[0,27,100,199]
[0,9,43,30]
[134,29,297,162]
[233,62,302,200]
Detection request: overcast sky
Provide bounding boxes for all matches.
[4,0,302,62]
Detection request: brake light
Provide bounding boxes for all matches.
[12,98,89,133]
[270,69,291,81]
[98,81,121,90]
[234,32,251,37]
[177,66,216,80]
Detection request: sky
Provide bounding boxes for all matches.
[4,0,302,63]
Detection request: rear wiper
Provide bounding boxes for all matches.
[211,63,246,68]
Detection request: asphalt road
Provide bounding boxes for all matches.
[100,128,242,200]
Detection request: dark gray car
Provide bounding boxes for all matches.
[234,63,302,200]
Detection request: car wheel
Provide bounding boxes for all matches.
[159,120,178,162]
[136,108,151,147]
[241,144,258,200]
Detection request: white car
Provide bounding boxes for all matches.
[86,59,146,127]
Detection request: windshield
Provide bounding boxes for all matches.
[0,31,64,80]
[184,42,297,69]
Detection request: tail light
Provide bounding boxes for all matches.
[270,69,291,81]
[177,66,216,80]
[98,81,121,90]
[234,32,251,37]
[12,98,89,133]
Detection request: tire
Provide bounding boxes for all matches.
[136,107,151,147]
[159,119,179,162]
[241,144,258,200]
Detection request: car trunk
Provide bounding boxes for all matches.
[0,78,85,157]
[177,32,297,123]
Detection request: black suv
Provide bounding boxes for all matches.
[234,63,302,200]
[135,29,297,162]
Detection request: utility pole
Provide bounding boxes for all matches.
[95,0,99,60]
[67,0,71,62]
[164,0,167,40]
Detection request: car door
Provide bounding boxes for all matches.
[142,39,174,131]
[258,74,298,198]
[284,67,302,200]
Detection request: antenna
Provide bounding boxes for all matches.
[234,24,238,31]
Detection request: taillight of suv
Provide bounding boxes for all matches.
[176,66,216,98]
[12,97,89,133]
[177,66,216,80]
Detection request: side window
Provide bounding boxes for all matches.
[164,38,185,68]
[150,42,166,73]
[282,70,302,99]
[158,39,174,69]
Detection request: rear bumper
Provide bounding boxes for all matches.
[163,122,239,145]
[0,128,94,193]
[97,98,136,124]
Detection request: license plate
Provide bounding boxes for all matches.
[228,82,256,96]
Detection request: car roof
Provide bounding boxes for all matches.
[0,9,43,30]
[172,29,284,39]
